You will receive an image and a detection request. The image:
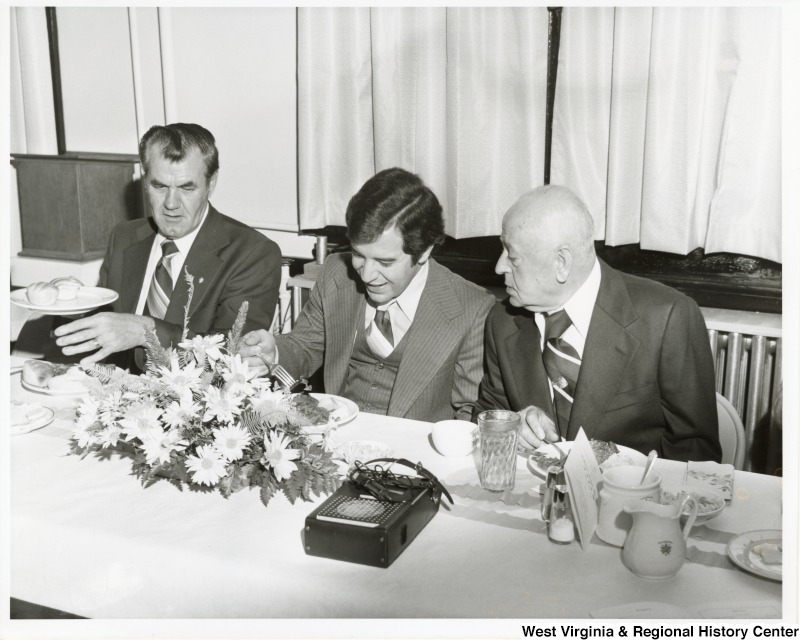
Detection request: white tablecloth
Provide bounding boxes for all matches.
[7,376,784,626]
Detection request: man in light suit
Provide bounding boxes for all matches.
[240,168,495,422]
[54,123,281,368]
[475,185,721,462]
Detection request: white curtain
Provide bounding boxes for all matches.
[551,7,782,262]
[297,7,549,238]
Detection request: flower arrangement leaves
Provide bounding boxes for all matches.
[69,299,342,507]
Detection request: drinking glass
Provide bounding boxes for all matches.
[477,410,520,491]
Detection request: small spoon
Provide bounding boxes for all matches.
[641,450,658,485]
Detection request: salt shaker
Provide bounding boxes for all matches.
[548,487,576,544]
[541,465,566,523]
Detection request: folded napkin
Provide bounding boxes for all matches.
[687,460,735,502]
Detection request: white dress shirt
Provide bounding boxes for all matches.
[135,203,210,315]
[362,260,429,356]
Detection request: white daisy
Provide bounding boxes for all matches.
[98,390,125,426]
[261,432,300,481]
[185,444,228,486]
[203,386,241,424]
[97,424,122,449]
[252,388,288,418]
[179,334,225,365]
[120,404,163,441]
[76,396,100,425]
[72,422,99,448]
[213,424,252,461]
[162,394,201,428]
[221,354,258,397]
[140,427,188,465]
[157,354,204,397]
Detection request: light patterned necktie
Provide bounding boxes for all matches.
[366,303,395,358]
[542,310,582,436]
[144,240,179,320]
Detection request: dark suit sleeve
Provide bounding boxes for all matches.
[473,303,514,420]
[153,235,282,346]
[658,296,722,462]
[451,291,495,421]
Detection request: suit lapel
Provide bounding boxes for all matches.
[163,206,227,327]
[388,261,464,418]
[120,223,157,313]
[507,313,554,419]
[568,262,640,440]
[326,263,366,395]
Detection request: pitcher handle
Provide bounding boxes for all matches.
[679,494,699,541]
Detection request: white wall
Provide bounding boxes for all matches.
[9,7,312,265]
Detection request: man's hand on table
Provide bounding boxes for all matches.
[54,312,156,365]
[240,329,278,376]
[517,405,559,452]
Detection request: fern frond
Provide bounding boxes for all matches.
[143,329,171,371]
[227,301,249,355]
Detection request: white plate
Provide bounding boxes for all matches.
[526,441,648,478]
[334,440,394,465]
[295,393,359,434]
[11,406,55,435]
[727,529,782,581]
[21,377,88,396]
[10,286,118,315]
[10,356,28,374]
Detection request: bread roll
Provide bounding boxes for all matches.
[26,282,59,306]
[50,276,83,301]
[22,360,69,388]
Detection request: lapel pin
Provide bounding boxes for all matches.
[198,277,204,284]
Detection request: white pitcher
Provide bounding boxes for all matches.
[596,465,661,547]
[621,494,699,579]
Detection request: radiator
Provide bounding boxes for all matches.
[706,323,782,472]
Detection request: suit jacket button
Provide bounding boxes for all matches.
[377,363,384,370]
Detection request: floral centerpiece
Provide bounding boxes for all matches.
[69,281,341,507]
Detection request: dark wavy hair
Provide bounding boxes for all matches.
[139,123,219,183]
[345,168,445,264]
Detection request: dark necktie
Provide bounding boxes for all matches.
[374,308,394,346]
[542,310,582,436]
[144,240,179,320]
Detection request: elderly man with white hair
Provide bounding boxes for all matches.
[474,184,722,462]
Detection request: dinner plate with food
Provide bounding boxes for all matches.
[727,529,782,581]
[11,401,55,435]
[659,485,726,523]
[287,393,359,434]
[10,277,118,315]
[20,360,92,396]
[526,439,647,478]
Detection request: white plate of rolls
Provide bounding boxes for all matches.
[20,360,91,396]
[10,277,117,315]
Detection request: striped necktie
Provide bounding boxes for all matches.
[366,303,395,358]
[542,310,581,436]
[144,240,179,320]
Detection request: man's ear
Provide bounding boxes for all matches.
[207,172,219,198]
[417,244,435,265]
[555,245,573,284]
